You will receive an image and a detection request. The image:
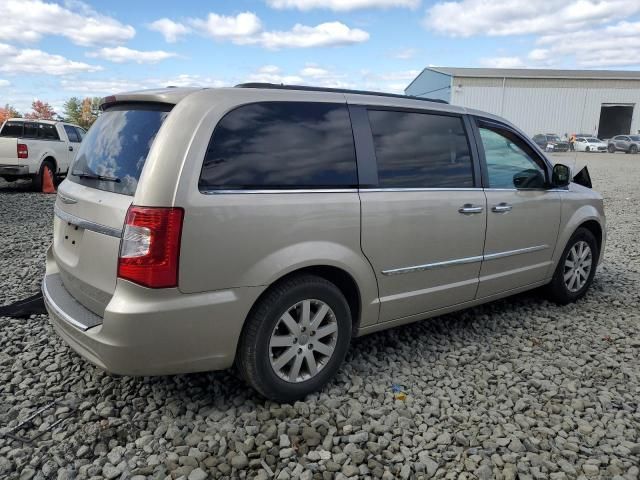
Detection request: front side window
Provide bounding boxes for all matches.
[199,102,357,190]
[367,109,474,188]
[479,124,547,189]
[64,125,80,142]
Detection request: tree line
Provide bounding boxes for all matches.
[0,97,102,129]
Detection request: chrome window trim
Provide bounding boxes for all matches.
[382,244,549,276]
[202,188,359,194]
[54,205,122,238]
[360,187,482,193]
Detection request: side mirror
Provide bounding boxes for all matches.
[513,168,545,189]
[551,163,571,188]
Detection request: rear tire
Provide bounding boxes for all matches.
[608,144,615,153]
[546,227,598,305]
[236,274,352,402]
[32,160,54,192]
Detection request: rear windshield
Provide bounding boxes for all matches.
[0,121,25,137]
[68,103,172,196]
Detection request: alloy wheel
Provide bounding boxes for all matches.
[563,240,593,293]
[269,299,338,383]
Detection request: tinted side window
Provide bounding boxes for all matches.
[76,127,86,140]
[38,123,60,140]
[479,124,546,189]
[199,102,357,190]
[64,125,80,142]
[367,109,473,188]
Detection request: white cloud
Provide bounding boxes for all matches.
[0,43,102,75]
[424,0,640,37]
[87,47,177,64]
[185,12,369,49]
[392,48,417,60]
[245,65,304,84]
[191,12,263,41]
[0,79,10,87]
[253,22,369,49]
[148,18,190,43]
[60,75,226,96]
[534,20,640,67]
[0,0,135,46]
[479,56,526,68]
[300,65,331,78]
[266,0,419,11]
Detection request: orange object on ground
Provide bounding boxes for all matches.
[42,166,56,194]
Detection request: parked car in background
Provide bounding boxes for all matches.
[532,133,570,152]
[575,137,607,152]
[0,118,85,189]
[43,85,605,401]
[607,135,640,153]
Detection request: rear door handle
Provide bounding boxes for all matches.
[492,202,513,213]
[458,204,484,215]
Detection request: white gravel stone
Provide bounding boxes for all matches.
[0,154,639,479]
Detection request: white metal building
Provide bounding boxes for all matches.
[405,67,640,138]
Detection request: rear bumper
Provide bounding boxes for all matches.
[0,165,30,176]
[43,256,265,375]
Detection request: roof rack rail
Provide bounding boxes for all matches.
[234,82,448,104]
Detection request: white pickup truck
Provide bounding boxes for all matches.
[0,118,86,189]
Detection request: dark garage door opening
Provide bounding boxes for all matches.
[598,104,634,139]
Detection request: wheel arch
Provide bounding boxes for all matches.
[39,155,57,173]
[245,265,364,337]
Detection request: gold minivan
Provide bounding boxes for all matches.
[43,84,605,401]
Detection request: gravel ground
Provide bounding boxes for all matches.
[1,153,638,480]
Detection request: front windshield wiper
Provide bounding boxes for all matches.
[71,170,121,183]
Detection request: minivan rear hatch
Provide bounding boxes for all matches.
[52,103,172,317]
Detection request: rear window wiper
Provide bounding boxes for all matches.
[71,170,121,183]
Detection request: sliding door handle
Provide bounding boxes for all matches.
[492,203,513,213]
[459,204,484,215]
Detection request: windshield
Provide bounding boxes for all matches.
[68,103,172,196]
[547,135,561,141]
[630,135,640,141]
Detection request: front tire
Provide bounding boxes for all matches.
[608,144,615,153]
[547,228,598,304]
[236,274,352,402]
[630,144,638,154]
[585,146,590,152]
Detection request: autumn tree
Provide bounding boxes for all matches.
[24,100,56,120]
[0,104,21,123]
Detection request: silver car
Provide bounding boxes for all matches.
[607,134,640,153]
[43,84,606,401]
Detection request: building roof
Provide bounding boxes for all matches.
[425,67,640,81]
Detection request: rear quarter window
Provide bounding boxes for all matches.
[199,101,357,190]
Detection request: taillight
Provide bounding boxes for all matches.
[17,143,28,159]
[117,206,184,288]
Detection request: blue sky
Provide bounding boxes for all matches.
[1,0,639,114]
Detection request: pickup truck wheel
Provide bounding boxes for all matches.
[236,274,352,402]
[546,227,598,305]
[32,160,54,192]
